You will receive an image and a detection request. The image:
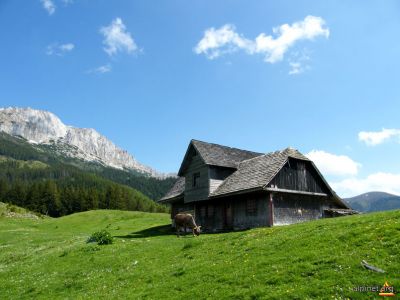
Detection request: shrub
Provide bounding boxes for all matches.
[87,230,113,245]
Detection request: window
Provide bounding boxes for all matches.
[246,199,257,216]
[192,172,200,187]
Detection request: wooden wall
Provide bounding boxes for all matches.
[194,192,270,232]
[273,193,328,225]
[231,193,269,230]
[184,153,210,203]
[171,192,342,231]
[209,166,235,194]
[268,158,330,194]
[171,202,195,219]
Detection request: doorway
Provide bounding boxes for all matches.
[224,202,233,229]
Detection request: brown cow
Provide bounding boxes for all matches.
[174,213,201,237]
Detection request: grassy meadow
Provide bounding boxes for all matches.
[0,207,399,299]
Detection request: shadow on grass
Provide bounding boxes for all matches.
[114,225,251,239]
[114,224,173,239]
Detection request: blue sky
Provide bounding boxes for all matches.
[1,0,400,197]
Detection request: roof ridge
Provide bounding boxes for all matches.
[238,147,299,165]
[191,139,263,155]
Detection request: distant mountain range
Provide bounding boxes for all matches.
[0,107,172,178]
[0,131,176,202]
[344,192,400,212]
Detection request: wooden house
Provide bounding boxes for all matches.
[159,140,355,232]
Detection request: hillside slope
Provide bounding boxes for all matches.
[0,132,176,201]
[0,210,399,299]
[345,191,400,212]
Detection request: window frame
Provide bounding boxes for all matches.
[192,172,200,188]
[246,198,257,216]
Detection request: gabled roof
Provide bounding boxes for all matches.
[210,148,309,197]
[160,140,348,209]
[159,177,185,202]
[178,139,263,175]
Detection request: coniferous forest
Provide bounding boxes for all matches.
[0,133,173,217]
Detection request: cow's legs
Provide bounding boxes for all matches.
[176,226,181,237]
[184,226,187,236]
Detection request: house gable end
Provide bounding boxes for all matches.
[177,141,206,177]
[266,158,330,194]
[183,149,210,203]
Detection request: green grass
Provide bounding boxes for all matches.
[0,202,44,219]
[0,209,399,299]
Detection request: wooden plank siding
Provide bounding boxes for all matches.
[267,158,330,194]
[184,153,210,203]
[195,192,270,232]
[209,166,235,194]
[272,193,339,225]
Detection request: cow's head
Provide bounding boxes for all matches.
[193,226,201,236]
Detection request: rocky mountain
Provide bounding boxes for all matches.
[0,107,168,178]
[344,191,400,212]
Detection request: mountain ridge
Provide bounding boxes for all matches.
[0,131,176,201]
[0,107,171,178]
[344,191,400,212]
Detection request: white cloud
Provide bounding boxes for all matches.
[194,24,254,59]
[41,0,56,15]
[87,64,112,74]
[100,18,138,56]
[46,43,75,56]
[306,150,361,177]
[194,15,329,64]
[288,50,310,75]
[332,172,400,197]
[358,128,400,146]
[59,43,74,52]
[289,62,303,75]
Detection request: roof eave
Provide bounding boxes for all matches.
[209,187,264,199]
[177,140,207,176]
[264,187,328,197]
[158,194,184,203]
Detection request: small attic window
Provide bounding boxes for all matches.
[192,172,200,187]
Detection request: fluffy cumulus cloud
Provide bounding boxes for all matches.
[194,24,253,59]
[46,43,75,56]
[358,128,400,146]
[332,172,400,197]
[87,64,112,74]
[41,0,56,15]
[306,150,361,177]
[100,18,138,56]
[194,15,329,65]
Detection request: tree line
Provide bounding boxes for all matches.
[0,177,169,217]
[0,132,176,201]
[0,132,171,217]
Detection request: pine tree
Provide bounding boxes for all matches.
[41,180,61,217]
[6,181,26,207]
[0,178,9,202]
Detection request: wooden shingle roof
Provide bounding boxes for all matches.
[210,148,309,197]
[160,140,347,208]
[159,177,185,202]
[177,140,263,176]
[191,139,263,168]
